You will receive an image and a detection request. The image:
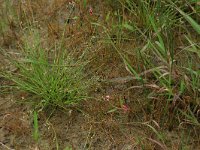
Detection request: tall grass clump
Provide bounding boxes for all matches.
[105,0,200,128]
[107,0,180,97]
[121,0,178,37]
[2,30,97,109]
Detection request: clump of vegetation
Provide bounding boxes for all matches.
[106,0,200,128]
[3,30,97,109]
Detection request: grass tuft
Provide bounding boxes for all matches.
[3,30,97,109]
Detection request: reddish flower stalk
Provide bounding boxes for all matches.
[122,104,130,113]
[89,7,93,16]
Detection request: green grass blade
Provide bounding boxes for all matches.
[33,111,39,142]
[177,8,200,34]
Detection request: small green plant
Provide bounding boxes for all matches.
[33,111,39,142]
[3,30,97,110]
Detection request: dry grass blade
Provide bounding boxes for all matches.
[147,138,167,150]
